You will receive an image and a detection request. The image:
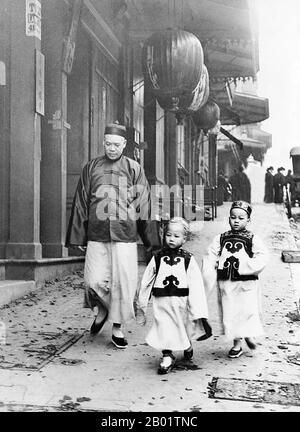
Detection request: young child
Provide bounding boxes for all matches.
[202,201,268,358]
[135,217,212,374]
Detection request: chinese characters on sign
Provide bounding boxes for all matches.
[35,50,44,116]
[0,61,6,86]
[26,0,41,40]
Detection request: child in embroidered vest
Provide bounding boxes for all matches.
[202,201,268,358]
[135,217,212,374]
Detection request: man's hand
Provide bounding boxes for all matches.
[135,306,146,326]
[145,246,153,264]
[77,246,86,252]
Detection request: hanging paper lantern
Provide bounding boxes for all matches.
[208,120,221,135]
[155,64,210,113]
[192,100,220,130]
[186,64,209,112]
[142,29,204,99]
[156,92,193,112]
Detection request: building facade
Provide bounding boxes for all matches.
[0,0,269,285]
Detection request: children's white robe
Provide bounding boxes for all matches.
[137,252,210,351]
[202,232,268,339]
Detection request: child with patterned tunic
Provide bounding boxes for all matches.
[136,217,212,374]
[202,201,268,358]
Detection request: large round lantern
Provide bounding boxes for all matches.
[155,64,209,113]
[142,29,204,99]
[192,100,220,130]
[156,92,194,112]
[187,64,209,112]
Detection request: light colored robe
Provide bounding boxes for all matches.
[137,250,210,351]
[202,231,268,339]
[84,241,138,324]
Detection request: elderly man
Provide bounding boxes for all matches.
[66,121,152,349]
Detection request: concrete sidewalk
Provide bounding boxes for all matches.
[0,203,299,412]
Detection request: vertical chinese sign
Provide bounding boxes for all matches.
[25,0,44,115]
[35,50,44,116]
[26,0,41,40]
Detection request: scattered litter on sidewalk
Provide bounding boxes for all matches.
[0,203,299,412]
[286,307,300,322]
[52,357,86,366]
[287,353,300,366]
[0,402,101,412]
[173,361,202,371]
[289,213,300,248]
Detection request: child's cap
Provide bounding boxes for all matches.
[167,217,190,236]
[230,201,252,217]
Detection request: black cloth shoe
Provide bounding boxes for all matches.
[228,347,243,358]
[90,311,108,335]
[111,334,128,349]
[183,347,193,360]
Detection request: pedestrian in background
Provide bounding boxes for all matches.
[238,165,251,203]
[273,167,286,203]
[66,121,153,349]
[217,171,227,205]
[229,166,251,203]
[285,169,296,201]
[202,201,268,358]
[264,166,274,203]
[229,169,239,201]
[135,217,212,374]
[224,175,232,201]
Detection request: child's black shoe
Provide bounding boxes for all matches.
[228,347,243,358]
[157,353,175,374]
[112,334,128,349]
[183,347,193,360]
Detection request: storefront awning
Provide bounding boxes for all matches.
[239,136,267,149]
[214,87,269,126]
[218,127,270,163]
[231,92,269,124]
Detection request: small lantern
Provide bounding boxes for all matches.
[192,100,220,130]
[142,29,204,99]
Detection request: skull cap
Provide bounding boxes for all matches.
[231,200,252,217]
[104,120,126,138]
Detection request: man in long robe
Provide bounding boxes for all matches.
[217,172,226,205]
[230,166,251,203]
[238,166,251,203]
[273,167,285,204]
[264,166,274,203]
[65,122,153,349]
